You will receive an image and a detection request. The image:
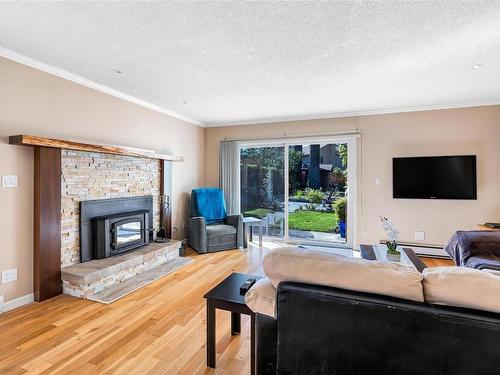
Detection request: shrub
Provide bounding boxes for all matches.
[292,190,305,199]
[334,197,347,222]
[330,167,347,186]
[305,188,324,204]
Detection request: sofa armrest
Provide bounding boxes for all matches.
[255,313,277,375]
[225,214,243,248]
[225,214,242,228]
[188,216,207,253]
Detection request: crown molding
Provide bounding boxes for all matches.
[204,100,500,128]
[0,46,204,127]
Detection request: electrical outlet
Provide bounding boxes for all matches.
[2,268,17,284]
[374,177,382,186]
[414,231,425,241]
[2,175,18,188]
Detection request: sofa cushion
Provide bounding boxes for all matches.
[206,224,236,238]
[245,278,276,318]
[484,269,500,277]
[422,266,500,313]
[465,256,500,271]
[263,247,424,302]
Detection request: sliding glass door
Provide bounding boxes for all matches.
[240,137,356,247]
[287,142,348,245]
[240,145,285,239]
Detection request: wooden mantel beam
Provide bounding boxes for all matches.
[9,134,184,162]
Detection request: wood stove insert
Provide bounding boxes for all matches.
[93,209,152,259]
[80,196,154,263]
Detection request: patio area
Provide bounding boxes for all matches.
[244,204,346,244]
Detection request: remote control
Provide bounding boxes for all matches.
[240,278,257,294]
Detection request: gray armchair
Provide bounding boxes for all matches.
[188,188,243,253]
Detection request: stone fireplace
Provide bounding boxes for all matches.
[10,134,184,302]
[59,150,185,301]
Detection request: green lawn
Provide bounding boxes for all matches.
[288,210,338,233]
[243,208,271,219]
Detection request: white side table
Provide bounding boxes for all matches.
[243,217,263,247]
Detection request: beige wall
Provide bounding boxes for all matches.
[205,106,500,248]
[0,57,204,302]
[1,54,499,305]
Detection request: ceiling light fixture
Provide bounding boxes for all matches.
[471,64,483,70]
[113,68,123,74]
[182,100,188,105]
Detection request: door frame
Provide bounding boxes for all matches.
[239,134,359,249]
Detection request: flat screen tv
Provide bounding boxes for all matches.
[393,155,477,200]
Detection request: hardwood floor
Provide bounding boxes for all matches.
[0,244,452,375]
[0,245,267,375]
[421,256,454,267]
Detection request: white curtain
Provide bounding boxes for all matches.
[219,140,240,215]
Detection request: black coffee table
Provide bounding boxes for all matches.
[204,272,263,375]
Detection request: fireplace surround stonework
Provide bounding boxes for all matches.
[61,150,161,267]
[9,135,181,302]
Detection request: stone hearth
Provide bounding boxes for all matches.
[62,240,181,299]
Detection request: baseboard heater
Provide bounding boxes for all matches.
[379,240,449,258]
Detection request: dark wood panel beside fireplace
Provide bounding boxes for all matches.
[34,147,62,302]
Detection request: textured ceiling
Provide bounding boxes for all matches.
[0,2,499,126]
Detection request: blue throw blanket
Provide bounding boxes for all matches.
[192,188,227,224]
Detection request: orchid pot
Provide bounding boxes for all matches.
[385,240,401,262]
[380,217,400,262]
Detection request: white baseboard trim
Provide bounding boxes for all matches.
[379,240,449,258]
[1,293,34,314]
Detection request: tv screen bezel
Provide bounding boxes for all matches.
[392,155,477,200]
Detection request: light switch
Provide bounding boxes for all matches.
[375,177,382,186]
[2,175,18,188]
[414,231,425,241]
[1,268,17,283]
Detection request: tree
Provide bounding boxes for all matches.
[336,144,348,168]
[309,144,321,189]
[288,148,303,194]
[240,146,285,209]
